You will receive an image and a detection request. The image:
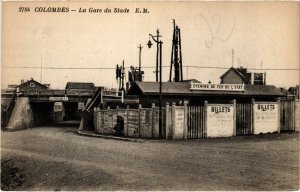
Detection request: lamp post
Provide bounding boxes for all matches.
[147,29,163,139]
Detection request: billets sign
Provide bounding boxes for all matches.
[190,83,244,91]
[49,96,68,101]
[254,103,278,134]
[207,104,234,137]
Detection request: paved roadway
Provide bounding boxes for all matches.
[1,126,299,191]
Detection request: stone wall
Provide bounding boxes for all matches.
[6,97,33,130]
[94,105,160,138]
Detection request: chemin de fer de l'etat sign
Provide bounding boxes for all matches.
[190,83,244,91]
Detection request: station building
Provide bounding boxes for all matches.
[127,67,283,107]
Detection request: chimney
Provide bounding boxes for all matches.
[21,79,25,84]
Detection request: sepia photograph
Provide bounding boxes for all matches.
[1,1,299,191]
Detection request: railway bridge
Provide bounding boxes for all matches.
[3,89,95,130]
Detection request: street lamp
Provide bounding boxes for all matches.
[148,29,163,139]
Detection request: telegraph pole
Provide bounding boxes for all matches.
[169,19,183,82]
[147,29,163,138]
[138,44,143,71]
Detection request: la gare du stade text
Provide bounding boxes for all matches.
[19,7,149,13]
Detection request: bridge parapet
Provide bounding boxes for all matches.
[17,89,95,97]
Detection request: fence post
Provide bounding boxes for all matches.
[204,100,208,138]
[251,99,255,134]
[183,101,188,140]
[232,99,236,136]
[293,99,296,131]
[277,98,281,133]
[152,103,155,138]
[94,107,98,133]
[107,106,110,134]
[98,107,101,133]
[125,105,129,137]
[172,102,176,140]
[165,102,169,139]
[92,107,96,132]
[138,104,142,137]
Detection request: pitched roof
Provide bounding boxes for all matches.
[17,79,48,89]
[220,67,246,79]
[65,82,95,90]
[128,81,284,97]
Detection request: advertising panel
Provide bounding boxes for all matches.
[254,103,279,134]
[207,104,234,137]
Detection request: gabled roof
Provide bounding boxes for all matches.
[17,79,48,89]
[128,81,284,97]
[220,67,246,80]
[65,82,95,90]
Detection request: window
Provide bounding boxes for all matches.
[30,83,35,87]
[253,73,264,85]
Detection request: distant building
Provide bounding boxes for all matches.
[288,85,300,100]
[65,82,95,90]
[17,78,49,93]
[278,87,289,95]
[220,67,266,85]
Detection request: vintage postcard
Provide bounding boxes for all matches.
[1,1,299,191]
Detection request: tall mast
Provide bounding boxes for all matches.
[169,19,183,82]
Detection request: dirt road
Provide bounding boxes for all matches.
[1,126,299,190]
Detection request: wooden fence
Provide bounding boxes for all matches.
[187,105,206,139]
[91,98,297,139]
[280,98,295,131]
[236,102,253,135]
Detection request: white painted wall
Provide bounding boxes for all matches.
[174,108,185,139]
[207,104,234,138]
[254,103,279,134]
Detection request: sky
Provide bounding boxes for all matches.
[2,1,299,89]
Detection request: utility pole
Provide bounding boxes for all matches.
[147,29,163,138]
[122,60,125,91]
[116,62,125,91]
[232,49,234,68]
[40,56,43,83]
[169,19,183,82]
[147,30,162,82]
[138,44,143,71]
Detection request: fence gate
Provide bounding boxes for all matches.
[280,99,295,131]
[187,106,206,139]
[236,103,252,135]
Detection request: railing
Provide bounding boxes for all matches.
[17,89,95,97]
[101,89,124,103]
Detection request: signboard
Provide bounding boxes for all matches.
[174,108,185,139]
[207,104,234,137]
[254,103,278,134]
[54,102,63,112]
[127,110,139,137]
[190,83,244,91]
[49,96,68,101]
[78,102,85,110]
